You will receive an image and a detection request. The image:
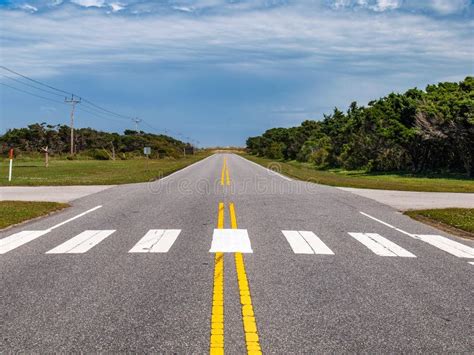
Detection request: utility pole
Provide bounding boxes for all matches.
[132,118,142,134]
[65,95,81,155]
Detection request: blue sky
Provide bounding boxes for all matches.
[0,0,473,146]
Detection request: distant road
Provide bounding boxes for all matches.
[1,154,473,353]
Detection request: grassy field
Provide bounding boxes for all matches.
[0,153,209,186]
[243,154,474,192]
[0,201,69,229]
[405,208,474,239]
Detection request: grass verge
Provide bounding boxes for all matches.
[243,154,474,192]
[0,201,69,229]
[404,208,474,239]
[0,153,209,186]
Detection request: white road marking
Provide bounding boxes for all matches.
[360,211,474,259]
[129,229,181,253]
[48,205,102,230]
[46,230,115,254]
[299,231,335,255]
[0,230,50,254]
[0,205,102,254]
[415,234,474,259]
[349,233,416,257]
[235,154,292,181]
[282,230,313,254]
[282,230,334,255]
[157,155,215,183]
[209,229,253,253]
[359,212,415,237]
[469,262,474,266]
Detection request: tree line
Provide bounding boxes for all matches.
[247,77,474,176]
[0,123,192,159]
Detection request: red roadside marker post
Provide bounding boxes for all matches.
[8,148,13,182]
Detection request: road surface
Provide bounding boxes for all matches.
[1,153,473,353]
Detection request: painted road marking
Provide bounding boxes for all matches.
[209,229,253,253]
[48,205,102,230]
[230,202,262,354]
[220,157,230,186]
[46,230,115,254]
[0,230,50,254]
[359,211,414,237]
[282,230,334,255]
[235,154,292,182]
[157,154,215,184]
[360,211,474,259]
[349,233,416,257]
[469,262,474,266]
[210,203,225,354]
[415,234,474,259]
[0,205,102,254]
[129,229,181,253]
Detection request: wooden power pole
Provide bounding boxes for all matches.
[65,95,81,155]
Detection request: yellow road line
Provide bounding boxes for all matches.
[229,203,262,354]
[211,203,225,354]
[221,158,230,186]
[221,158,227,186]
[218,202,225,229]
[229,202,237,229]
[225,165,230,186]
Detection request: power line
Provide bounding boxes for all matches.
[76,105,130,123]
[0,74,65,98]
[0,80,126,124]
[0,65,72,96]
[0,65,134,122]
[1,66,199,145]
[81,98,133,121]
[0,81,66,105]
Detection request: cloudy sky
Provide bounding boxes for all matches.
[0,0,472,146]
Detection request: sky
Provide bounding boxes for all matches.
[0,0,473,147]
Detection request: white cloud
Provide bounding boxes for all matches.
[371,0,401,12]
[19,4,38,12]
[330,0,402,11]
[109,2,125,12]
[0,6,472,78]
[172,6,194,12]
[428,0,470,15]
[70,0,105,8]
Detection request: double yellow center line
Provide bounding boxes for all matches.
[210,157,262,354]
[221,158,230,186]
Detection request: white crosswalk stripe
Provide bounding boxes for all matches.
[46,230,115,254]
[129,229,181,253]
[349,233,416,257]
[469,262,474,266]
[0,230,51,254]
[282,230,334,255]
[415,234,474,259]
[209,229,253,253]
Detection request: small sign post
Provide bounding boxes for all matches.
[8,148,13,181]
[144,147,151,171]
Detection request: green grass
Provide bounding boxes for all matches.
[243,154,474,192]
[405,208,474,238]
[0,153,209,186]
[0,201,69,229]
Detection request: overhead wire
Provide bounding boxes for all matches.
[1,66,197,144]
[0,81,67,105]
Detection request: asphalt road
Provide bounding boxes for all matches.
[1,153,473,353]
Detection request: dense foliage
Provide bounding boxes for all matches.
[247,77,474,176]
[0,123,192,159]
